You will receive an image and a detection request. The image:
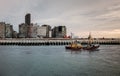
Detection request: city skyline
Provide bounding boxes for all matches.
[0,0,120,38]
[0,13,67,38]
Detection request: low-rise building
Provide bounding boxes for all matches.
[5,24,13,38]
[27,23,38,38]
[0,22,6,38]
[12,31,18,38]
[37,26,47,38]
[52,26,66,38]
[42,24,51,38]
[19,23,28,38]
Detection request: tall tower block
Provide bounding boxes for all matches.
[25,13,31,25]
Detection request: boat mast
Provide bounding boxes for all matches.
[88,32,93,45]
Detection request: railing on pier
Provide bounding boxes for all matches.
[0,38,120,46]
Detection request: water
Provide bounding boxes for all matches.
[0,45,120,76]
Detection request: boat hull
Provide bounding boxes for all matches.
[82,45,99,50]
[65,46,82,50]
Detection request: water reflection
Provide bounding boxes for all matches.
[65,49,100,54]
[0,45,120,76]
[65,49,82,54]
[24,51,32,54]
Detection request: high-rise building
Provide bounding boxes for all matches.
[25,13,31,25]
[52,26,66,38]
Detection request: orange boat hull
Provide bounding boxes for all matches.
[65,46,82,50]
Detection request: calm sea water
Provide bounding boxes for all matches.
[0,45,120,76]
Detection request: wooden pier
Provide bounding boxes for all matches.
[0,38,120,46]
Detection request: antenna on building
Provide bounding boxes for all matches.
[71,32,74,38]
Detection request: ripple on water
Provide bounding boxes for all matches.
[0,45,120,76]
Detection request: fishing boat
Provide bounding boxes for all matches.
[65,41,82,50]
[82,33,100,51]
[82,44,100,50]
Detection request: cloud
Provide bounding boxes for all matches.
[0,0,120,37]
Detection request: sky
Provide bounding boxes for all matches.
[0,0,120,38]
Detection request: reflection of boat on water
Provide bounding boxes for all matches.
[65,41,82,50]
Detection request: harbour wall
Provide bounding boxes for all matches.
[0,38,120,46]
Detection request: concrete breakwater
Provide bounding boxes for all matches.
[0,38,120,46]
